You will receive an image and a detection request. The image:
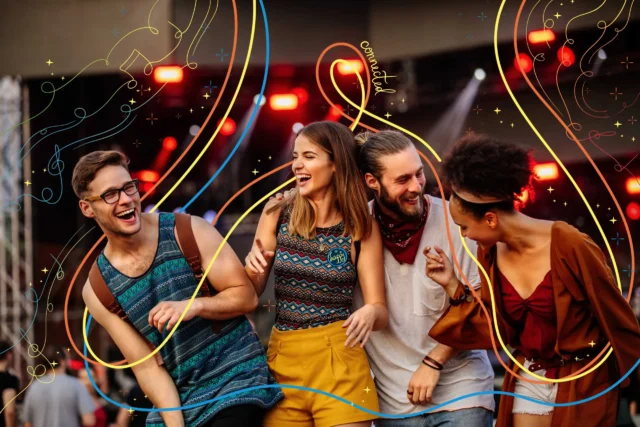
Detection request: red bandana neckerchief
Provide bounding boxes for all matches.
[373,196,430,265]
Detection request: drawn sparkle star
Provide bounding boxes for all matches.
[494,107,501,114]
[610,87,623,101]
[252,169,259,176]
[547,186,554,193]
[621,57,634,69]
[46,59,53,66]
[128,98,136,105]
[42,267,48,273]
[554,12,562,19]
[384,112,392,119]
[24,180,32,186]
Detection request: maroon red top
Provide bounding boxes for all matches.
[499,269,558,378]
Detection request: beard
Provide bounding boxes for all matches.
[377,184,425,222]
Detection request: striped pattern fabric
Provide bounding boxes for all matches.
[273,209,357,331]
[97,213,282,426]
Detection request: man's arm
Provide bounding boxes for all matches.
[82,281,185,427]
[2,388,16,427]
[149,216,259,332]
[75,380,96,427]
[80,413,96,427]
[190,215,259,318]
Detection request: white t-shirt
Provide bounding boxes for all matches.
[353,196,495,415]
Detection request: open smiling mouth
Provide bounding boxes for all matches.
[115,208,137,224]
[297,174,311,186]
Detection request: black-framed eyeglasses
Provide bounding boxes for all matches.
[83,179,139,204]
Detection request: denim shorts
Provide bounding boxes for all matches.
[512,359,558,415]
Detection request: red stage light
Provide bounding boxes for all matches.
[626,202,640,220]
[142,182,155,195]
[153,66,183,83]
[138,170,160,183]
[528,29,556,44]
[218,118,237,136]
[534,163,559,181]
[292,87,309,105]
[326,104,344,121]
[269,94,299,110]
[515,189,530,210]
[162,136,178,151]
[557,47,575,66]
[626,178,640,194]
[337,60,364,75]
[514,53,533,73]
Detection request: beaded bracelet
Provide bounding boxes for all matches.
[448,284,473,306]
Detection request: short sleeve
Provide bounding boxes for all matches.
[76,380,96,416]
[8,374,18,391]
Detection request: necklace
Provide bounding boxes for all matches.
[317,210,341,253]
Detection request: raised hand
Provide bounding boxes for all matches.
[245,238,275,275]
[423,245,458,296]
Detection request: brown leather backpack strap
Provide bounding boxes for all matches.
[89,260,164,366]
[174,213,223,333]
[174,213,211,296]
[89,260,128,321]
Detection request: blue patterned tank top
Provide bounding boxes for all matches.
[273,208,358,331]
[97,213,282,427]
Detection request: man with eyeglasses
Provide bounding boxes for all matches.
[73,151,282,427]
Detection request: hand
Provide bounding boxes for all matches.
[407,362,441,405]
[423,246,457,293]
[245,238,275,275]
[269,189,293,201]
[148,300,200,333]
[343,304,376,348]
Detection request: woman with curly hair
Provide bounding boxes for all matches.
[424,134,640,427]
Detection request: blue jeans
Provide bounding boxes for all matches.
[376,407,494,427]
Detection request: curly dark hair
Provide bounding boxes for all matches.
[441,134,535,219]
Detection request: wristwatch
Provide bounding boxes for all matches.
[448,284,473,306]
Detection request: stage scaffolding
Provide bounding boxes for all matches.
[0,76,34,376]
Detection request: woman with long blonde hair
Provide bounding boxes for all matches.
[245,121,388,427]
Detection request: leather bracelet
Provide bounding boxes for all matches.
[421,360,442,371]
[448,284,473,306]
[423,355,444,370]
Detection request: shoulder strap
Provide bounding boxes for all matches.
[174,213,224,333]
[89,260,164,366]
[90,260,127,320]
[174,213,212,297]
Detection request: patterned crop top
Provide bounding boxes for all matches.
[273,208,358,331]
